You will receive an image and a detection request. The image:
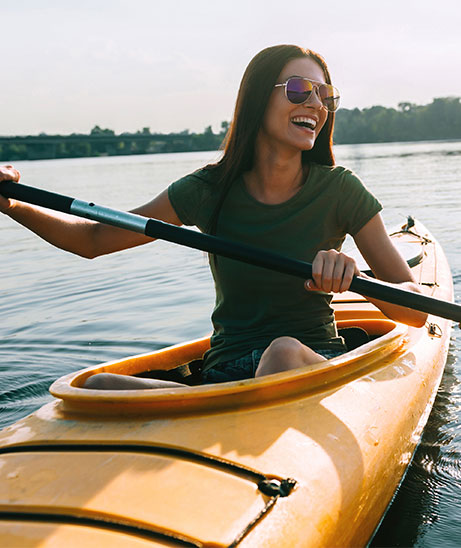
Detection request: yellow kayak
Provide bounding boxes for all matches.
[0,219,453,547]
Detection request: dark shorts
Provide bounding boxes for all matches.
[201,346,345,384]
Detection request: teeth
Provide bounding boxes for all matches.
[291,116,317,129]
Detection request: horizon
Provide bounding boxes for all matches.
[2,0,461,136]
[1,96,458,138]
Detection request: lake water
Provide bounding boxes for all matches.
[1,141,460,547]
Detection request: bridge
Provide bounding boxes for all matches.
[0,132,221,161]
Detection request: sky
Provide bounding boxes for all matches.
[2,0,461,136]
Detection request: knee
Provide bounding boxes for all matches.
[265,336,305,362]
[256,337,325,377]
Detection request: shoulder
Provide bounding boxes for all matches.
[307,164,367,198]
[320,165,382,235]
[168,167,218,198]
[171,166,219,187]
[311,163,360,183]
[167,166,221,227]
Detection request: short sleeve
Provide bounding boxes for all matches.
[336,170,382,235]
[168,170,216,228]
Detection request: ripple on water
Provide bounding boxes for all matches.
[0,376,54,430]
[372,340,460,547]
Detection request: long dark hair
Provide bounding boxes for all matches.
[207,44,336,235]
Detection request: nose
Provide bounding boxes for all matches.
[304,85,323,109]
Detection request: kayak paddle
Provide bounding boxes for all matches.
[1,180,460,324]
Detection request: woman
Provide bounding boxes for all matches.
[0,45,427,389]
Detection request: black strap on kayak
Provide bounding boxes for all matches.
[0,442,297,546]
[229,478,297,548]
[0,442,270,483]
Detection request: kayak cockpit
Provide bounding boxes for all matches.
[49,318,406,417]
[48,219,435,417]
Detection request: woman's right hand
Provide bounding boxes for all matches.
[305,249,359,294]
[0,165,21,213]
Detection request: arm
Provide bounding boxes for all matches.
[0,165,182,259]
[306,213,427,328]
[352,213,427,327]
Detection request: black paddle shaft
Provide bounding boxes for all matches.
[1,180,461,323]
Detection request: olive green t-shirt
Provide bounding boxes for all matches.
[168,163,382,371]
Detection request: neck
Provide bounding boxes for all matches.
[244,136,307,204]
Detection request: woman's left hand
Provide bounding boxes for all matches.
[305,249,359,293]
[0,165,21,214]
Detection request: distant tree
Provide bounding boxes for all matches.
[90,125,115,136]
[398,102,417,113]
[422,97,461,139]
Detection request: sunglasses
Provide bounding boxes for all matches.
[274,77,340,112]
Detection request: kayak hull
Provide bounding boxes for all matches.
[0,220,453,547]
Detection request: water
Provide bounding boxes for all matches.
[1,142,460,546]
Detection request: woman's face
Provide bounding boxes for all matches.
[260,56,329,153]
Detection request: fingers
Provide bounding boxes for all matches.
[0,164,21,182]
[0,165,21,213]
[305,250,359,293]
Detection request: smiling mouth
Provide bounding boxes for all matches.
[291,116,317,130]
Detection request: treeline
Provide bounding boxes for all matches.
[334,97,461,143]
[1,98,460,161]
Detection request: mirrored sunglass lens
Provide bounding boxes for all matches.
[319,85,340,111]
[286,79,313,104]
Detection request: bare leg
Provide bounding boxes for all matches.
[83,373,187,390]
[255,336,327,377]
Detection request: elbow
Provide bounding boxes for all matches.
[386,309,427,328]
[78,225,103,259]
[79,248,101,260]
[75,245,100,260]
[77,239,114,259]
[414,309,429,328]
[407,312,428,328]
[400,282,429,328]
[81,252,97,260]
[394,302,428,328]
